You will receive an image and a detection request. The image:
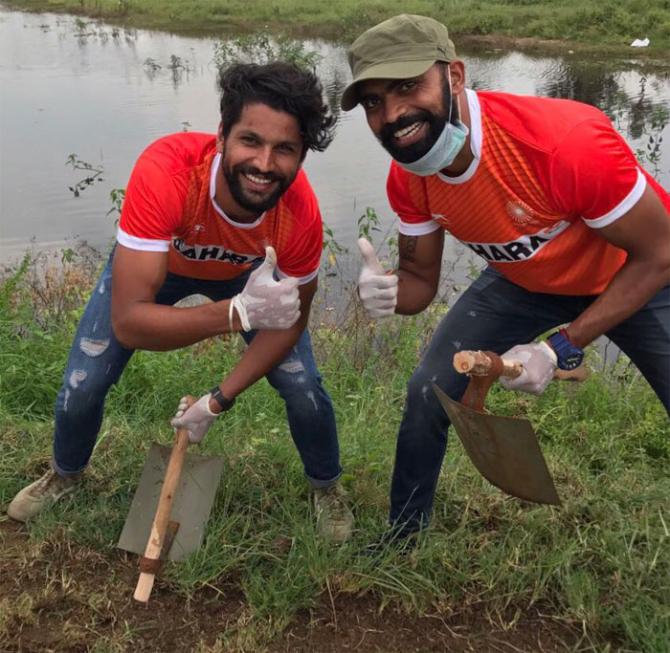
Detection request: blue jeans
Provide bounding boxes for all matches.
[52,252,341,488]
[390,267,670,535]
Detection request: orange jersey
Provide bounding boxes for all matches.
[388,90,670,295]
[117,133,323,283]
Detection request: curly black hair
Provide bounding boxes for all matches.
[219,62,336,158]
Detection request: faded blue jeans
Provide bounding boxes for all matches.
[390,267,670,535]
[52,252,341,488]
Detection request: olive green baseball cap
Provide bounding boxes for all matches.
[341,14,457,111]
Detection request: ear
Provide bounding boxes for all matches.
[448,61,466,96]
[216,121,224,153]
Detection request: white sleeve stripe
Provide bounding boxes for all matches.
[582,169,646,229]
[116,227,171,252]
[398,219,442,236]
[275,266,319,285]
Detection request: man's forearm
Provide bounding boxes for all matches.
[113,300,240,351]
[395,269,438,314]
[566,257,670,348]
[218,326,303,400]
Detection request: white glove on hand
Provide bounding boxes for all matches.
[232,246,300,331]
[357,238,398,318]
[170,394,218,444]
[499,341,558,396]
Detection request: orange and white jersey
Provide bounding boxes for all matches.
[117,133,323,283]
[387,90,670,295]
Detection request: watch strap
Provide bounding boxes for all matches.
[547,329,584,371]
[209,386,236,412]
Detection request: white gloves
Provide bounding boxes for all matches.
[357,238,398,318]
[171,394,218,444]
[500,341,557,396]
[232,246,300,331]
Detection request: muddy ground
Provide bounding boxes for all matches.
[1,521,582,652]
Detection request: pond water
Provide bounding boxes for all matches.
[1,7,669,279]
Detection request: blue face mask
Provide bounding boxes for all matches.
[397,119,469,176]
[396,69,469,177]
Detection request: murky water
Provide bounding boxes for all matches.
[1,8,669,274]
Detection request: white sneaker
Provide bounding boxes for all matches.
[7,468,81,522]
[313,482,353,544]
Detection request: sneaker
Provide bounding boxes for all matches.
[7,468,81,522]
[313,482,353,544]
[359,528,420,558]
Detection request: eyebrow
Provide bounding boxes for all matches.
[237,129,300,149]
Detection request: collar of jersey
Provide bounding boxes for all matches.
[210,153,267,229]
[436,88,482,185]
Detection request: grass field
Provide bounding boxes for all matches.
[1,250,668,652]
[5,0,670,51]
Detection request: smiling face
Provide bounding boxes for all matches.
[357,63,457,163]
[216,102,303,221]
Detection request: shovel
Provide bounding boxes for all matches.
[433,350,587,505]
[117,425,224,603]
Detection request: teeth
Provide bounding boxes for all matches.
[394,122,422,139]
[244,172,272,185]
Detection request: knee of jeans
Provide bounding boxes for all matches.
[405,362,466,415]
[58,362,117,414]
[270,362,326,406]
[404,363,467,427]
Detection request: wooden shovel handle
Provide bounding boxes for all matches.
[454,351,522,378]
[133,427,190,604]
[454,350,589,382]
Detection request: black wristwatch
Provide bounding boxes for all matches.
[209,386,236,412]
[547,329,584,371]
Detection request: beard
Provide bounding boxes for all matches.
[379,74,456,163]
[222,159,292,215]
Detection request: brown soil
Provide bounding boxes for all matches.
[0,521,580,653]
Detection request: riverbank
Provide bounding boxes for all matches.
[5,0,670,54]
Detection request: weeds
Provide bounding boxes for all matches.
[0,252,668,651]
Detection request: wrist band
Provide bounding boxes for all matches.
[231,294,252,332]
[228,298,235,332]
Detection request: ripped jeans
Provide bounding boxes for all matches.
[52,252,341,487]
[390,267,670,535]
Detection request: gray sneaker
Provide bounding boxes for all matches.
[7,468,81,522]
[313,482,353,544]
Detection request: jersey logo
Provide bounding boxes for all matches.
[462,221,570,263]
[172,238,263,265]
[506,201,540,227]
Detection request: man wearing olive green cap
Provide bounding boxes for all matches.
[345,14,670,545]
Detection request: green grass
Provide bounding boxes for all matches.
[0,251,669,651]
[5,0,670,51]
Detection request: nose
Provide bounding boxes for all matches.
[382,96,407,127]
[252,145,274,173]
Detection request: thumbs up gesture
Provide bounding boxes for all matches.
[232,246,300,331]
[357,238,398,318]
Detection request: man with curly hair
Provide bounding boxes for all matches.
[9,62,353,543]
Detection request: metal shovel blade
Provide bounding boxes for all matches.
[432,384,560,505]
[117,443,224,561]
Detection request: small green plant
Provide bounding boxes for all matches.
[357,206,381,242]
[214,32,321,72]
[106,188,126,222]
[65,154,104,197]
[322,223,347,271]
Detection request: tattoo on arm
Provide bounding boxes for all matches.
[399,235,418,262]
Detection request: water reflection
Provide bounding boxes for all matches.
[539,61,669,177]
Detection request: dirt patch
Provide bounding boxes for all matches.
[1,521,579,652]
